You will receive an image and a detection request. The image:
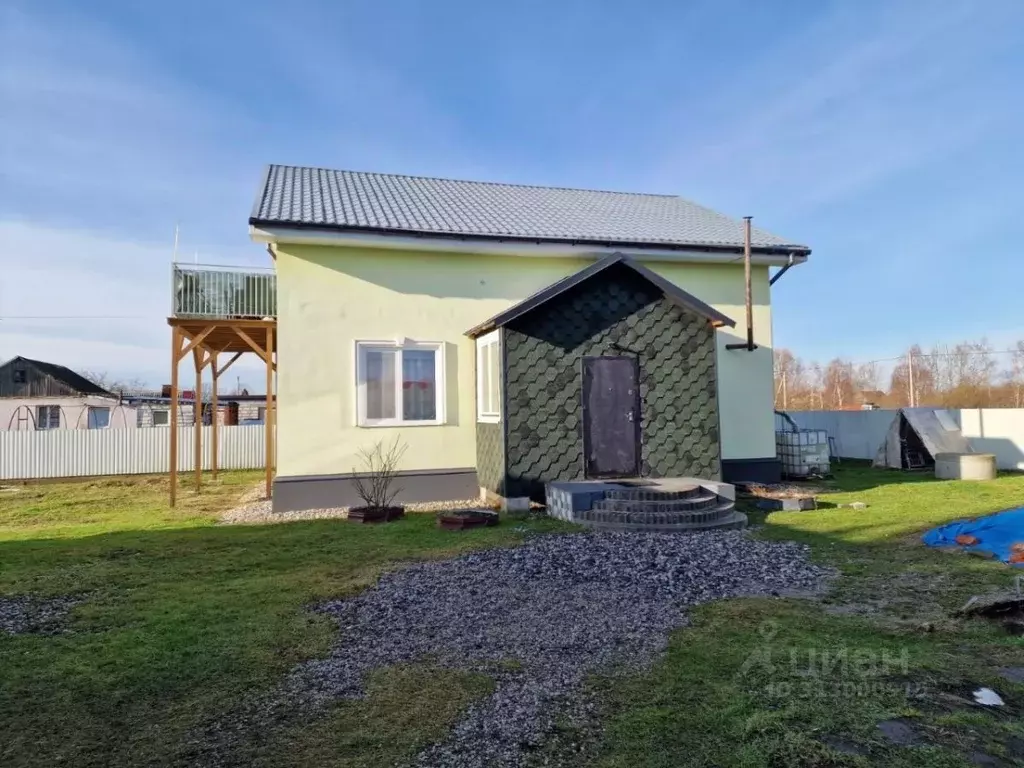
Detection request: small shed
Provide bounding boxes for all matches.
[466,253,734,501]
[872,408,973,470]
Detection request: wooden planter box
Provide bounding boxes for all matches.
[437,509,500,531]
[348,506,405,524]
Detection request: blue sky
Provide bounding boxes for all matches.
[2,0,1023,387]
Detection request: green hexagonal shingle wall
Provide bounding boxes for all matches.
[475,421,504,495]
[497,263,721,500]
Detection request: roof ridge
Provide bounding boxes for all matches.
[267,164,682,200]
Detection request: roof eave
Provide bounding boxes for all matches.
[250,220,811,262]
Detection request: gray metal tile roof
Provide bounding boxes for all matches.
[251,165,808,253]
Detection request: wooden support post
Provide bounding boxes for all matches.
[170,327,180,507]
[194,348,203,492]
[211,352,219,480]
[265,325,274,500]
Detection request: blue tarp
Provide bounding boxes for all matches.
[922,508,1024,565]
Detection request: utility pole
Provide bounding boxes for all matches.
[908,351,916,408]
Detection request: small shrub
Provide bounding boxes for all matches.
[351,437,408,510]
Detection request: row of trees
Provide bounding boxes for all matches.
[774,340,1024,411]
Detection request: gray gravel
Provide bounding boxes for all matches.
[0,595,80,635]
[285,530,829,767]
[219,496,489,525]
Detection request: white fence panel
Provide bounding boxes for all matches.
[0,425,267,480]
[220,425,267,470]
[781,408,1024,469]
[780,410,896,460]
[955,409,1024,470]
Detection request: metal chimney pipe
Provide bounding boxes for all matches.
[726,216,758,351]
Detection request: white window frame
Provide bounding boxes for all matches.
[151,409,170,427]
[35,405,60,430]
[355,340,446,427]
[87,406,111,430]
[476,330,501,423]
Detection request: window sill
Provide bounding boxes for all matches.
[477,414,501,424]
[357,420,446,428]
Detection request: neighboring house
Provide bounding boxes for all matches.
[124,392,270,427]
[249,165,811,511]
[0,356,138,430]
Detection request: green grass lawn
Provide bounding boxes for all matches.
[581,465,1024,768]
[0,473,568,767]
[2,466,1024,767]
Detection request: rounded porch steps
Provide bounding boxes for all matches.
[592,492,720,514]
[579,508,748,533]
[545,478,745,532]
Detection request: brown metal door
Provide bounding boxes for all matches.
[582,356,640,478]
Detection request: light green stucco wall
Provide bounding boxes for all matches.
[274,244,774,477]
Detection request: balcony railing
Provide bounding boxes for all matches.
[172,263,276,319]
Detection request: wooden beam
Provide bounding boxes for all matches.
[265,325,274,500]
[234,326,269,363]
[169,326,180,507]
[216,351,244,377]
[177,326,216,362]
[193,348,203,493]
[211,352,219,480]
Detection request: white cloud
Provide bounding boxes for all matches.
[641,0,1024,217]
[0,220,269,387]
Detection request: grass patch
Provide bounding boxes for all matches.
[581,464,1024,767]
[0,473,571,767]
[253,664,495,768]
[5,465,1024,766]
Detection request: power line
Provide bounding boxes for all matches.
[0,315,159,320]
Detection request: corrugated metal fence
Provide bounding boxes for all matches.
[777,410,897,461]
[0,425,268,480]
[780,408,1024,470]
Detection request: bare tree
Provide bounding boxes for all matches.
[854,361,880,394]
[1007,341,1024,408]
[889,345,934,406]
[773,348,808,409]
[351,436,408,511]
[80,370,148,394]
[822,358,856,409]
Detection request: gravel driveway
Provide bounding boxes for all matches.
[277,529,829,767]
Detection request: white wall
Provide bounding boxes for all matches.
[0,424,267,480]
[779,410,896,460]
[0,397,139,430]
[275,243,776,479]
[955,409,1024,470]
[783,408,1024,470]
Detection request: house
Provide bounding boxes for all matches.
[124,391,271,427]
[0,356,138,430]
[249,165,811,511]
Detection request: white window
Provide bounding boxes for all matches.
[356,341,445,426]
[152,409,169,426]
[476,331,501,422]
[35,405,60,430]
[87,407,111,429]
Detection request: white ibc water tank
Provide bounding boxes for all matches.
[776,430,830,478]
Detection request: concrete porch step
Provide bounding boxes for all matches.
[579,508,748,533]
[592,492,719,513]
[604,484,703,502]
[574,500,739,529]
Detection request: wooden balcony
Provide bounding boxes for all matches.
[172,263,276,319]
